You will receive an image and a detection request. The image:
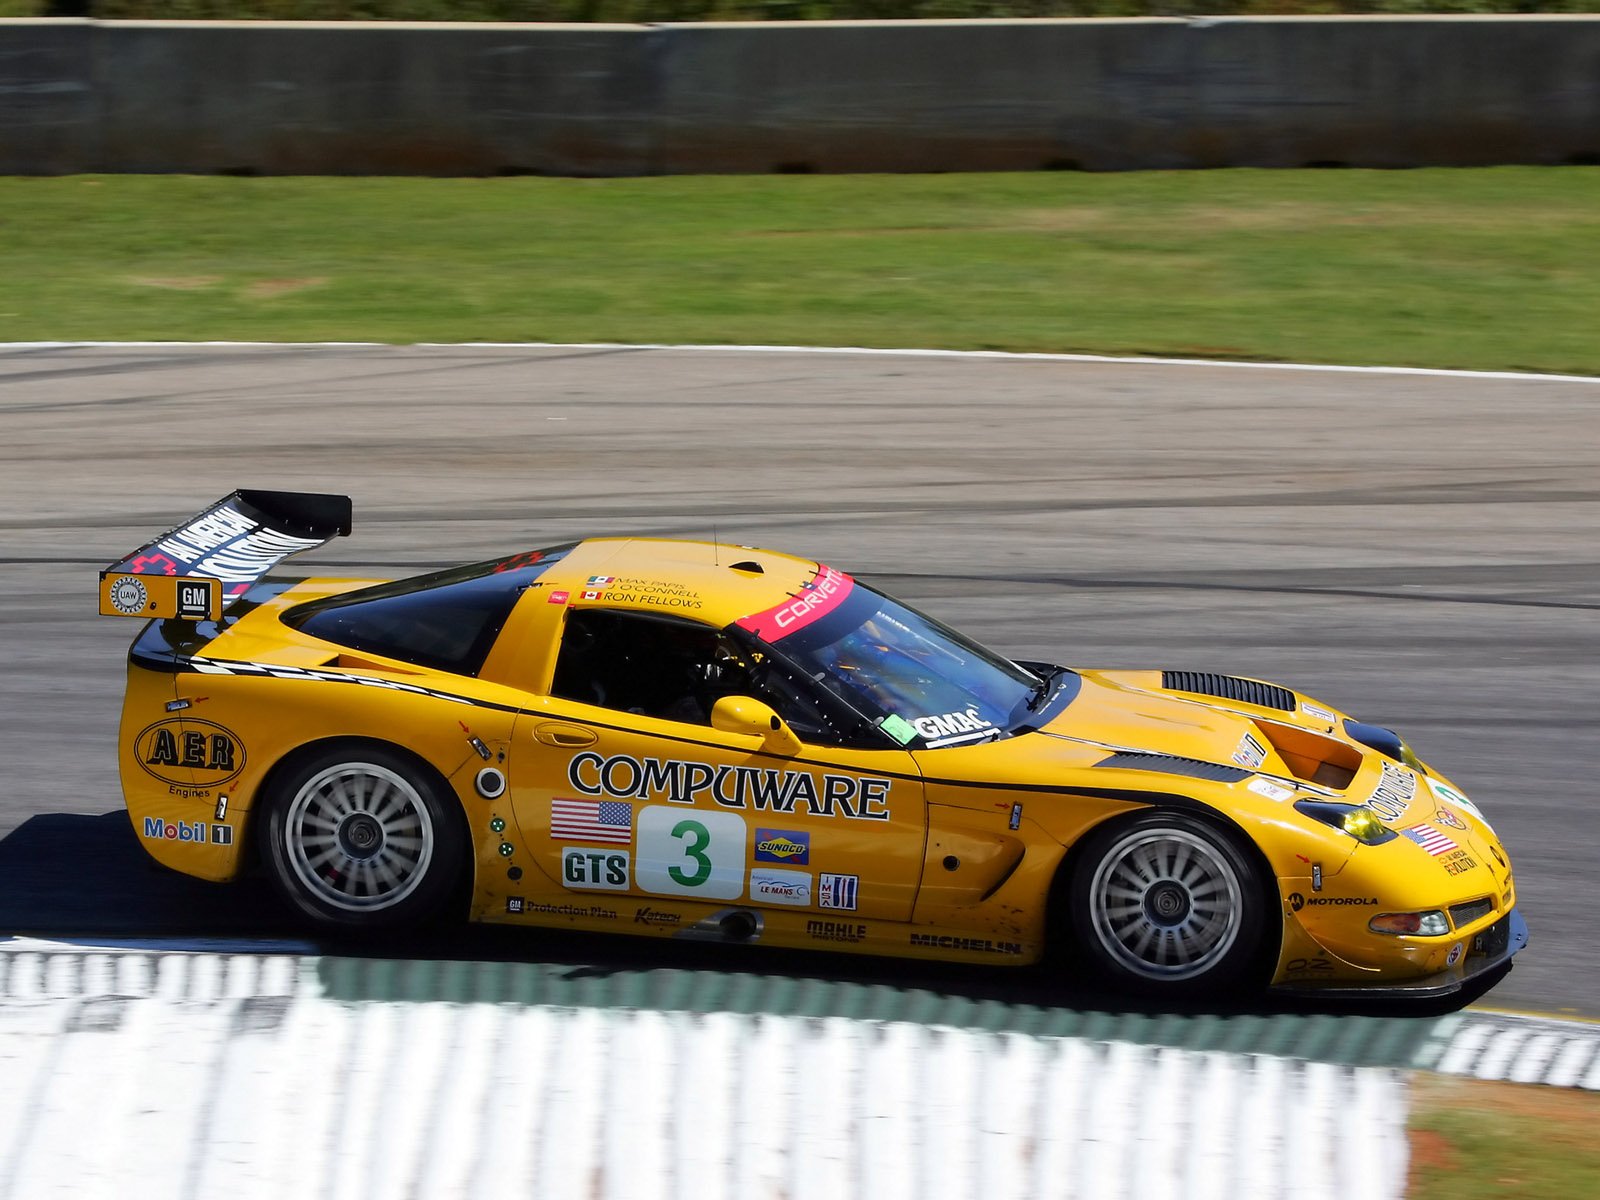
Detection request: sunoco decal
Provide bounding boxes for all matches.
[134,719,246,788]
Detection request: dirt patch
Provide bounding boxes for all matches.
[242,277,328,299]
[129,276,222,291]
[1408,1074,1600,1198]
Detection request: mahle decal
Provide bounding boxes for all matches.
[134,719,246,787]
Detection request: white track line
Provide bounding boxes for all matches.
[2,340,1598,385]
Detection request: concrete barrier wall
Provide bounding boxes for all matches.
[0,946,1412,1200]
[1,16,1598,175]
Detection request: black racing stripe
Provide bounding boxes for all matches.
[175,656,525,716]
[1095,752,1253,783]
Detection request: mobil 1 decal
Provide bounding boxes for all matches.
[134,719,246,788]
[635,806,747,900]
[567,752,891,821]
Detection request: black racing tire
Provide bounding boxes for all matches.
[259,742,467,932]
[1068,810,1270,998]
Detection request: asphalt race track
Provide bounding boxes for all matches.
[1,343,1595,1019]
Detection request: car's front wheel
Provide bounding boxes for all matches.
[260,743,466,932]
[1069,810,1269,997]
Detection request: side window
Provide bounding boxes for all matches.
[550,610,735,726]
[549,609,888,749]
[737,651,881,749]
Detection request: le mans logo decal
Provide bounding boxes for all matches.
[134,719,247,788]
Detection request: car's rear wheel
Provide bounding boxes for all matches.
[1069,810,1268,997]
[260,743,465,931]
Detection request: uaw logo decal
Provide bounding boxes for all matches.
[134,719,247,788]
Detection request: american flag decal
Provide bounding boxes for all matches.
[1402,823,1459,857]
[551,798,632,844]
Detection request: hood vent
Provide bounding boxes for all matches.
[1096,752,1252,783]
[1162,671,1295,712]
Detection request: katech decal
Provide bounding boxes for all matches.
[753,828,810,864]
[134,719,246,788]
[1300,702,1338,723]
[634,906,682,927]
[749,868,811,906]
[567,752,891,821]
[561,847,631,891]
[1364,759,1418,821]
[735,564,853,641]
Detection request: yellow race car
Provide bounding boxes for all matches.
[100,490,1526,999]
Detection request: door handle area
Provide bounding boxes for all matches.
[534,723,598,748]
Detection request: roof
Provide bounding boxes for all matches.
[541,537,830,630]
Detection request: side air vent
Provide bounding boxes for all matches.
[1095,753,1253,783]
[1162,671,1295,712]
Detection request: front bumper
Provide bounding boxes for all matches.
[1275,906,1528,1000]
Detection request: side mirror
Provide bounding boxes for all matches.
[710,695,803,757]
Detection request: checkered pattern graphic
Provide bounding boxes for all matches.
[186,657,517,712]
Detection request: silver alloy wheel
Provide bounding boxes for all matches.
[283,761,435,913]
[1086,826,1244,981]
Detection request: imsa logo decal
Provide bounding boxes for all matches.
[134,719,247,788]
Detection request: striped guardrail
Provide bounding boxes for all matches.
[2,944,1593,1199]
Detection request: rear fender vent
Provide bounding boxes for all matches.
[1095,753,1252,783]
[1162,671,1295,712]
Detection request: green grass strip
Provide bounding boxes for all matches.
[3,168,1597,373]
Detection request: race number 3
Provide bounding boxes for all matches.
[636,806,746,899]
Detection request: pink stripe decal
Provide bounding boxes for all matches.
[736,565,855,641]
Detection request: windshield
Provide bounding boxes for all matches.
[735,568,1041,748]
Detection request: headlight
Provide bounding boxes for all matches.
[1294,800,1399,845]
[1370,911,1450,936]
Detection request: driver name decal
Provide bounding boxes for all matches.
[567,751,891,821]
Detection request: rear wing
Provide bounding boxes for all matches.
[98,490,352,622]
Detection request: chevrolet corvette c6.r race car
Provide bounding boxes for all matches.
[99,491,1526,999]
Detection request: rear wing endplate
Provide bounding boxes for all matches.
[98,490,352,622]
